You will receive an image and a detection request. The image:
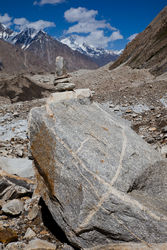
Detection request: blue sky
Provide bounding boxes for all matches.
[0,0,166,50]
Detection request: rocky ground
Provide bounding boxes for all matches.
[0,74,76,249]
[0,99,46,158]
[70,64,167,155]
[0,64,167,249]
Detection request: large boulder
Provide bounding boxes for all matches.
[28,89,167,249]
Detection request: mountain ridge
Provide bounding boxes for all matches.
[0,25,98,73]
[109,6,167,76]
[61,35,122,67]
[0,24,120,69]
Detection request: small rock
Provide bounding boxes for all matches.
[125,109,132,113]
[56,56,66,77]
[24,196,40,211]
[147,138,155,144]
[163,133,167,139]
[161,145,167,158]
[54,82,75,91]
[24,228,36,239]
[62,243,74,250]
[0,200,5,209]
[28,150,34,160]
[150,105,155,110]
[25,238,56,250]
[16,150,23,158]
[0,157,34,178]
[13,112,19,118]
[27,204,39,221]
[39,230,49,235]
[109,104,115,108]
[0,172,33,201]
[5,242,26,250]
[54,78,69,85]
[148,127,157,132]
[0,227,18,244]
[114,106,119,111]
[55,74,69,80]
[162,126,167,133]
[0,215,8,220]
[2,199,23,216]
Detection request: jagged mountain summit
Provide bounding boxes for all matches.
[110,6,167,76]
[11,28,40,49]
[61,36,122,67]
[0,25,98,73]
[17,28,98,71]
[0,23,15,41]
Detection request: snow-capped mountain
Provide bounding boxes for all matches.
[0,25,39,48]
[11,28,40,49]
[61,36,123,67]
[0,24,98,72]
[0,22,120,69]
[0,23,16,42]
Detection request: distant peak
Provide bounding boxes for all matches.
[61,35,123,57]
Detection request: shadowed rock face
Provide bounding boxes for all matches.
[110,6,167,76]
[29,90,167,249]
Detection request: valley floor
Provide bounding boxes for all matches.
[0,64,167,248]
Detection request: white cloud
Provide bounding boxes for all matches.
[13,18,29,28]
[34,0,65,5]
[0,13,12,27]
[27,20,55,30]
[71,30,123,48]
[110,31,123,41]
[64,7,97,23]
[64,7,123,48]
[65,7,115,34]
[127,33,138,41]
[73,31,111,48]
[13,17,55,31]
[67,19,113,34]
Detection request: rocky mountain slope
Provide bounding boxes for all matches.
[0,39,52,73]
[109,6,167,76]
[20,29,98,71]
[0,25,98,73]
[61,35,122,66]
